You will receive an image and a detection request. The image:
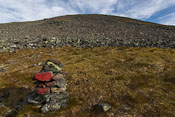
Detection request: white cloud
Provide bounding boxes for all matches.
[0,0,78,23]
[115,0,175,19]
[0,0,118,23]
[158,12,175,25]
[0,0,175,25]
[68,0,117,13]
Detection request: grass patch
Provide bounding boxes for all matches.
[0,46,175,116]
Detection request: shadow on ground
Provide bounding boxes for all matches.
[0,87,31,116]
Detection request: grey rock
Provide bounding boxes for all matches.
[46,92,69,103]
[41,102,61,113]
[52,73,65,80]
[41,92,69,113]
[44,78,67,89]
[27,92,47,105]
[54,78,67,89]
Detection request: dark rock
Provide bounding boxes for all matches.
[92,103,111,113]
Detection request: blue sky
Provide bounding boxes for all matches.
[0,0,175,25]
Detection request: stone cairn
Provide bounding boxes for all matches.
[27,59,69,113]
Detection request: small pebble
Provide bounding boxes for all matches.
[33,62,42,67]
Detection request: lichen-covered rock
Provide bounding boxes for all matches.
[41,92,69,113]
[40,59,64,74]
[93,103,111,112]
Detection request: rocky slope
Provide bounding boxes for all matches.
[0,14,175,52]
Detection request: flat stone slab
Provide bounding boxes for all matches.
[34,72,53,81]
[27,92,48,105]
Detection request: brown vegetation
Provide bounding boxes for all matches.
[0,46,175,116]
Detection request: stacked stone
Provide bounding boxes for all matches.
[27,59,69,113]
